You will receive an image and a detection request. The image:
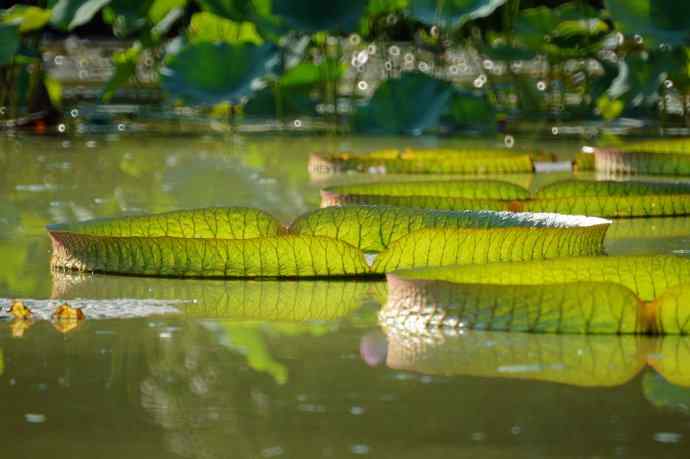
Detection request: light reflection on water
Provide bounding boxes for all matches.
[1,133,690,458]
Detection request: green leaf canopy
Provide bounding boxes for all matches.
[161,42,279,105]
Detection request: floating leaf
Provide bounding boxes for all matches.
[384,327,645,386]
[161,42,278,105]
[391,255,690,301]
[535,179,690,198]
[408,0,507,28]
[372,220,609,273]
[323,179,529,200]
[291,206,607,253]
[594,141,690,176]
[382,279,644,333]
[49,232,370,278]
[321,193,512,212]
[607,216,690,241]
[650,284,690,334]
[385,256,690,334]
[51,0,112,31]
[48,207,285,239]
[352,73,454,135]
[522,194,690,218]
[309,149,534,175]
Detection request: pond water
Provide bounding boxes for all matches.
[2,133,690,458]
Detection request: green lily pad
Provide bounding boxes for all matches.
[161,41,279,105]
[384,255,690,334]
[47,207,370,278]
[290,205,607,252]
[309,148,535,175]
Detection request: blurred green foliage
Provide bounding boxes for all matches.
[2,0,690,132]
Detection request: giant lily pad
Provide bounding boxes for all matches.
[309,148,535,175]
[47,208,369,277]
[160,41,279,105]
[383,255,690,334]
[291,205,608,253]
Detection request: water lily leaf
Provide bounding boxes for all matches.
[161,41,279,105]
[650,284,690,334]
[353,72,454,135]
[309,148,534,175]
[536,179,690,198]
[523,194,690,218]
[0,24,20,65]
[382,279,643,333]
[323,179,529,200]
[47,207,370,277]
[391,255,690,301]
[594,144,690,176]
[321,193,511,212]
[408,0,507,28]
[642,370,690,414]
[1,6,52,32]
[51,0,112,30]
[49,232,370,277]
[372,221,609,273]
[273,0,367,33]
[384,327,645,386]
[605,0,690,46]
[290,206,606,253]
[607,216,690,241]
[48,207,285,239]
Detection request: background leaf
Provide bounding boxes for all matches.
[160,41,279,105]
[353,72,454,135]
